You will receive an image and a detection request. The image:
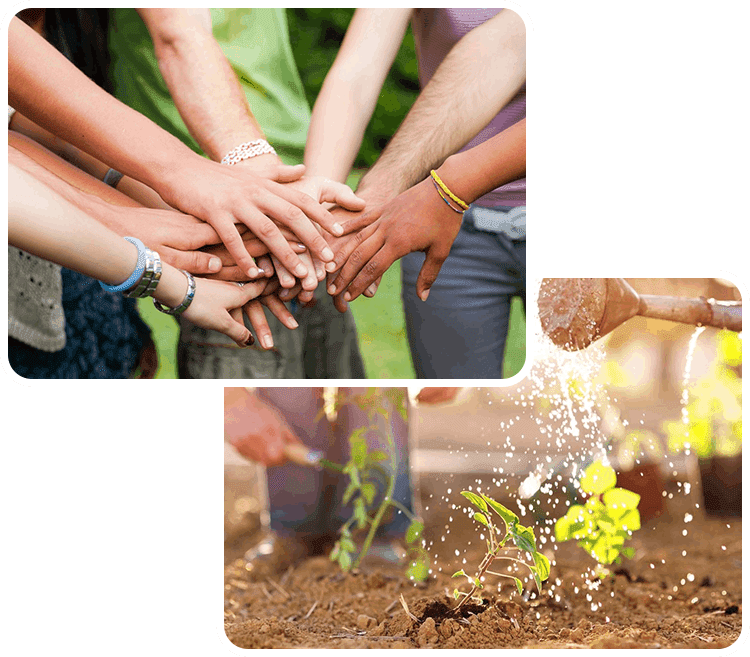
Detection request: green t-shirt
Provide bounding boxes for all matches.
[108,8,310,164]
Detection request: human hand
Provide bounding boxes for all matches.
[177,276,273,347]
[200,231,306,282]
[327,177,463,302]
[106,204,227,275]
[224,387,302,466]
[241,279,300,350]
[416,387,462,405]
[160,157,344,280]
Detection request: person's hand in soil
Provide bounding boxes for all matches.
[327,176,464,303]
[224,388,303,466]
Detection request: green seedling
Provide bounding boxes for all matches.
[329,389,430,582]
[554,461,641,574]
[452,491,550,611]
[663,330,742,459]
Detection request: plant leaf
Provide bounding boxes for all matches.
[366,449,389,464]
[512,524,537,555]
[405,519,424,545]
[349,429,368,468]
[481,494,519,529]
[406,557,429,582]
[360,482,377,505]
[580,461,617,496]
[533,552,551,582]
[603,487,641,514]
[452,569,466,578]
[353,497,368,529]
[338,549,352,571]
[473,512,489,527]
[514,577,523,595]
[461,491,488,513]
[330,542,340,562]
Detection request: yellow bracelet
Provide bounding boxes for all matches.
[430,170,469,211]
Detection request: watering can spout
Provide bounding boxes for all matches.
[539,278,742,351]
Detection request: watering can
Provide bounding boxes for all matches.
[538,278,742,351]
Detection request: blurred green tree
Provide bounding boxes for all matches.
[286,8,420,169]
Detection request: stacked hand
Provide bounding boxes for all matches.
[326,176,464,305]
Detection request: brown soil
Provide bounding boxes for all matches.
[224,483,742,649]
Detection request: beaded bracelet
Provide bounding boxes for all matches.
[221,139,276,166]
[430,170,469,211]
[153,270,196,316]
[99,237,147,293]
[431,177,465,214]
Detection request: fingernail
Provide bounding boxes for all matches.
[420,289,430,302]
[208,257,222,272]
[288,318,299,329]
[328,284,336,295]
[244,334,255,347]
[366,283,377,296]
[332,223,343,236]
[316,267,325,280]
[295,264,308,278]
[325,262,337,272]
[321,247,334,261]
[306,449,324,464]
[344,292,352,302]
[282,275,294,287]
[262,334,273,349]
[247,267,258,278]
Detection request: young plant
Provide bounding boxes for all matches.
[663,330,742,459]
[452,492,550,611]
[554,461,641,572]
[329,389,430,581]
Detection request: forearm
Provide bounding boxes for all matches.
[10,111,173,210]
[358,10,526,201]
[8,17,199,192]
[9,163,190,308]
[141,8,272,163]
[434,119,526,205]
[304,8,412,181]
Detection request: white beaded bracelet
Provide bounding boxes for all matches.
[221,139,276,166]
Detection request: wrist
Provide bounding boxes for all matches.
[155,262,190,308]
[434,155,475,207]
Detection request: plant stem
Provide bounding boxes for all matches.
[389,498,418,522]
[353,418,398,569]
[454,551,496,612]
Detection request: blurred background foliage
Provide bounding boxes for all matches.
[286,8,420,168]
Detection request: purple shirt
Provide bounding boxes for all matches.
[412,8,526,207]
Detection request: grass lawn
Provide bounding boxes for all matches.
[139,276,525,380]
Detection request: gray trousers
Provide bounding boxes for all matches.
[401,206,526,378]
[257,388,413,538]
[178,283,365,379]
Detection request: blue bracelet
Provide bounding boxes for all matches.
[99,237,147,293]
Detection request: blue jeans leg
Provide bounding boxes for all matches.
[401,212,525,379]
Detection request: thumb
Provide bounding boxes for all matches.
[163,247,223,275]
[416,250,447,302]
[319,180,367,212]
[270,163,306,183]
